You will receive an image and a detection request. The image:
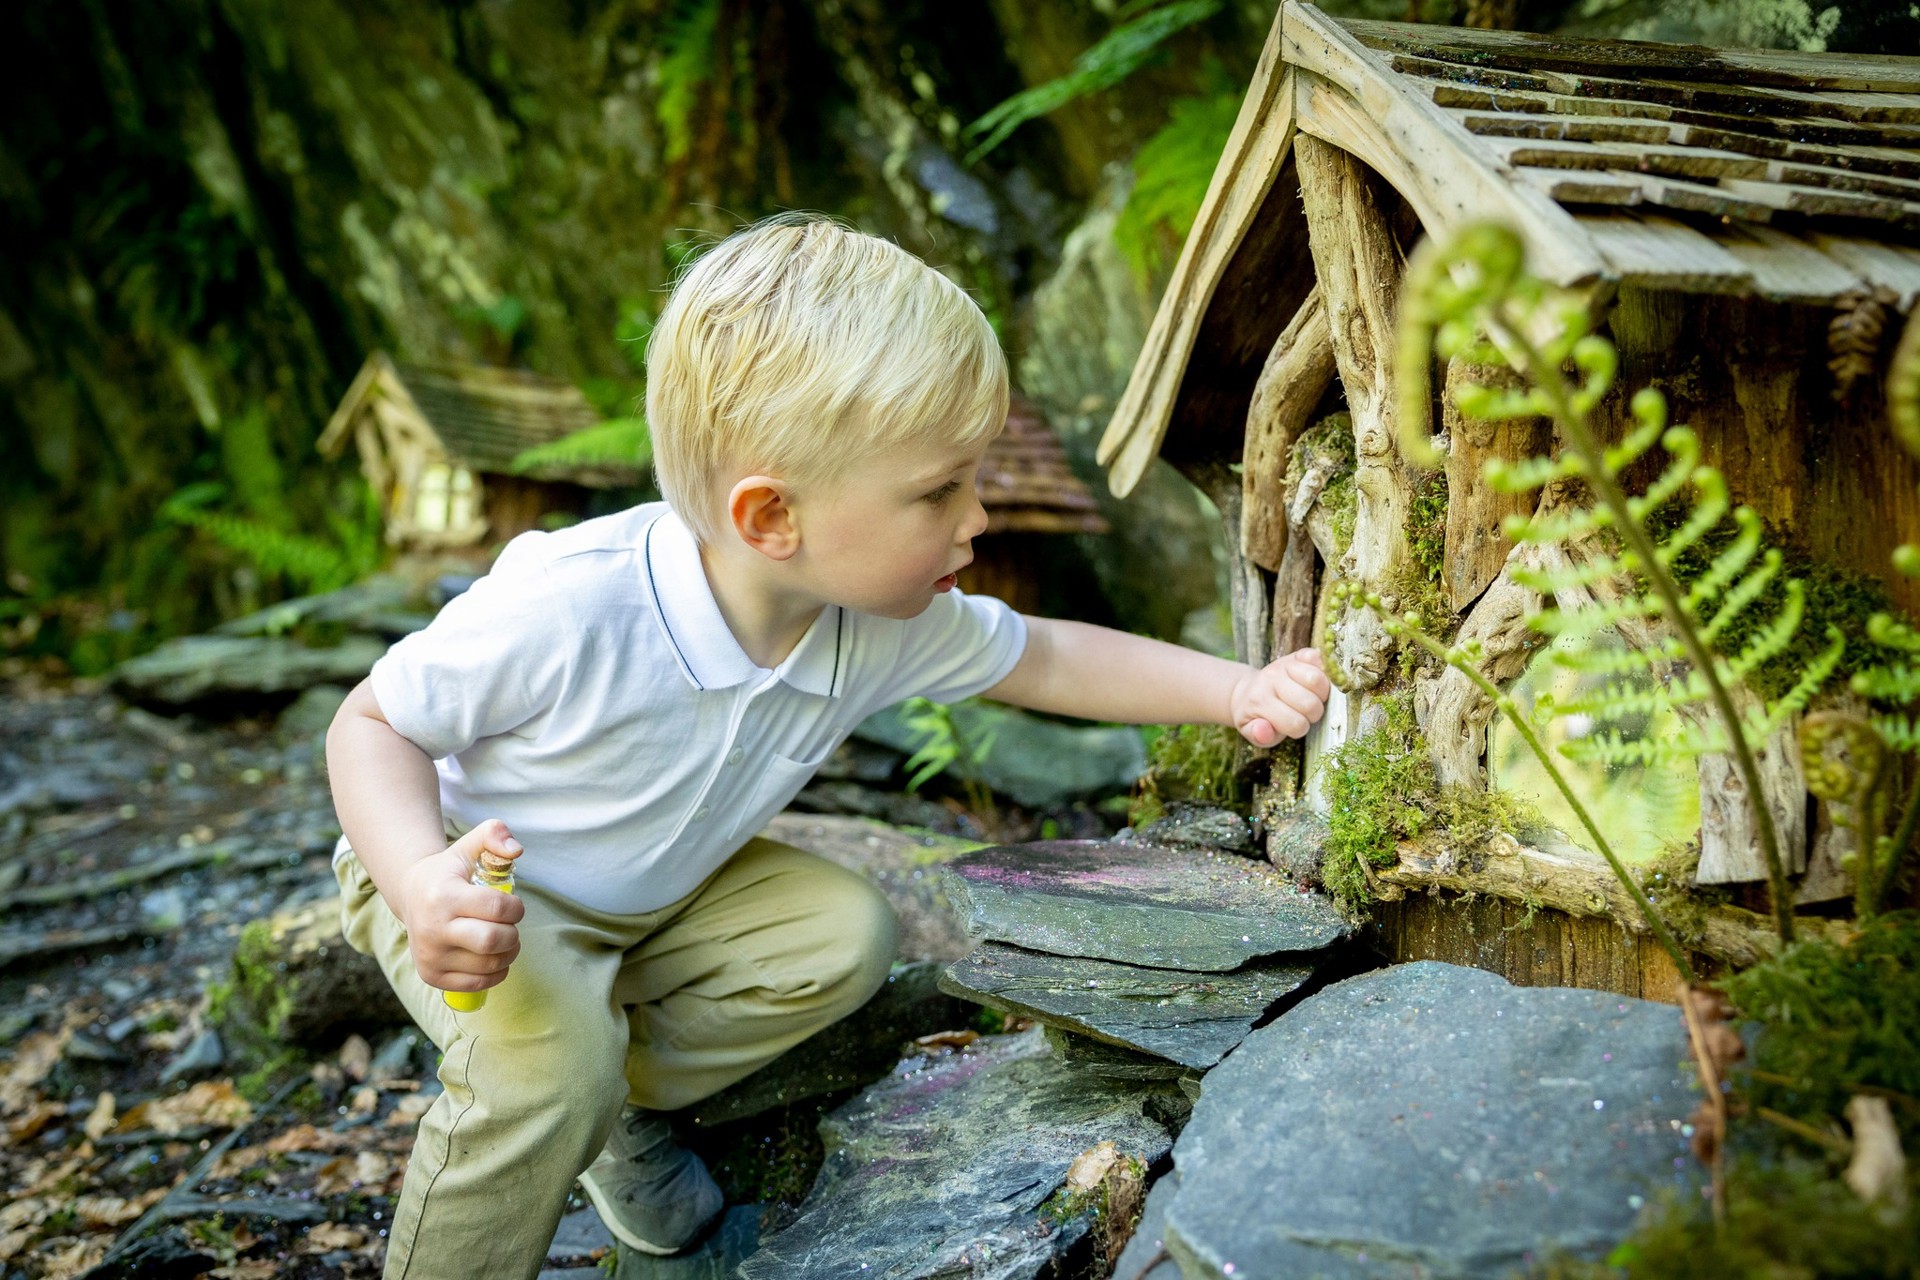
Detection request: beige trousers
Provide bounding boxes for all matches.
[334,837,898,1280]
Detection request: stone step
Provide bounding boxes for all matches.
[736,1027,1177,1280]
[942,839,1351,971]
[940,941,1316,1069]
[1149,962,1703,1277]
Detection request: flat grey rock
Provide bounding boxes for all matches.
[738,1028,1175,1280]
[761,813,980,963]
[944,840,1350,971]
[545,1206,613,1263]
[682,961,968,1127]
[1044,1027,1191,1082]
[110,634,390,708]
[942,942,1314,1069]
[1131,803,1258,857]
[856,701,1146,810]
[1160,962,1701,1278]
[609,1204,763,1278]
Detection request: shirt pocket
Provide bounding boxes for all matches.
[723,749,829,845]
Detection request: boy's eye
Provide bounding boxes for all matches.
[924,480,960,504]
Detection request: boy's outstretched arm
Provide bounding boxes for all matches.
[982,617,1330,747]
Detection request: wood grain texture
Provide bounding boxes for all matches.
[1241,288,1334,572]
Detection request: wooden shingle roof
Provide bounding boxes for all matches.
[981,394,1109,536]
[1097,3,1920,496]
[318,354,645,488]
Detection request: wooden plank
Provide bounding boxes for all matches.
[1578,213,1754,294]
[1515,166,1778,222]
[1241,288,1334,572]
[1280,6,1603,284]
[1706,222,1867,304]
[1682,129,1920,182]
[1806,234,1920,308]
[1095,16,1299,497]
[1534,70,1920,127]
[1459,111,1672,145]
[1717,177,1920,232]
[1340,16,1920,94]
[1774,161,1920,202]
[1476,135,1770,181]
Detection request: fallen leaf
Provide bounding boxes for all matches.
[4,1099,65,1148]
[70,1189,166,1229]
[1845,1094,1908,1206]
[338,1035,372,1084]
[0,1030,69,1114]
[81,1092,115,1140]
[304,1221,366,1252]
[912,1029,980,1052]
[1065,1140,1120,1192]
[124,1081,252,1136]
[266,1123,357,1154]
[347,1085,378,1119]
[385,1093,434,1127]
[209,1262,280,1279]
[30,1235,109,1280]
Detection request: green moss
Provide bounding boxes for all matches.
[1408,469,1449,585]
[1319,691,1539,911]
[1721,910,1920,1144]
[1532,1156,1920,1280]
[1128,722,1243,827]
[1285,414,1358,557]
[1644,503,1899,703]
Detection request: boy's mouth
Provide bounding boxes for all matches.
[934,573,958,592]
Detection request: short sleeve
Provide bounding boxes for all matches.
[864,588,1027,710]
[368,534,572,760]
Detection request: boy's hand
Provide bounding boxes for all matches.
[396,819,525,996]
[1230,648,1331,747]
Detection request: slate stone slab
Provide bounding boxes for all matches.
[1110,1171,1182,1280]
[737,1028,1175,1280]
[110,634,391,708]
[761,812,982,963]
[608,1204,763,1278]
[942,942,1315,1069]
[682,961,968,1127]
[943,840,1350,971]
[1044,1027,1191,1082]
[1160,962,1701,1279]
[856,702,1147,809]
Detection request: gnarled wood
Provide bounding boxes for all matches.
[1441,360,1548,612]
[1686,688,1809,884]
[1296,133,1419,692]
[1242,288,1335,571]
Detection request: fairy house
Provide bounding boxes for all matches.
[317,354,646,554]
[961,391,1110,614]
[1098,3,1920,997]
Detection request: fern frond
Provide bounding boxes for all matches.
[1873,713,1920,752]
[1627,428,1704,518]
[1645,477,1728,568]
[1602,388,1668,477]
[1507,504,1607,545]
[1511,553,1635,594]
[656,0,722,166]
[1725,577,1806,678]
[510,417,652,475]
[1452,382,1545,421]
[1697,549,1784,645]
[1561,720,1728,766]
[1551,636,1684,673]
[1483,453,1577,493]
[1867,611,1920,654]
[1559,669,1713,722]
[1851,662,1920,702]
[1531,594,1660,639]
[1759,626,1846,730]
[1680,508,1762,610]
[964,0,1222,164]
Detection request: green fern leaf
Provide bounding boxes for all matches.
[1698,549,1784,644]
[510,417,652,475]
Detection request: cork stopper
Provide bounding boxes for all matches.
[476,848,516,877]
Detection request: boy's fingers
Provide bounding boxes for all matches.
[1294,648,1325,668]
[455,882,525,925]
[1276,682,1326,722]
[1241,717,1278,748]
[450,819,524,863]
[445,917,519,957]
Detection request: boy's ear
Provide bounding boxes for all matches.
[727,475,800,562]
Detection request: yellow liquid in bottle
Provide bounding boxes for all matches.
[444,851,516,1013]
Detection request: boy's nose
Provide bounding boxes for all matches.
[960,495,989,541]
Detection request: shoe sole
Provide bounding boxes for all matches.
[576,1164,683,1257]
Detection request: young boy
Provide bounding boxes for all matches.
[326,214,1329,1280]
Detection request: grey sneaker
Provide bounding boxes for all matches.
[577,1106,725,1256]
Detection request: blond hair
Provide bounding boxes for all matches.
[645,214,1008,543]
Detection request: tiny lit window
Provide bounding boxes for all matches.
[415,463,452,530]
[447,467,476,529]
[1488,630,1700,866]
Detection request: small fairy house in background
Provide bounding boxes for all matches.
[1098,4,1920,998]
[959,391,1110,615]
[318,354,647,556]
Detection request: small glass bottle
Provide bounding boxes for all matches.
[443,848,516,1013]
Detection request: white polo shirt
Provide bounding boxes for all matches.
[356,503,1027,913]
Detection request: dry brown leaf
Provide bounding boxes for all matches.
[81,1092,115,1141]
[209,1262,280,1279]
[384,1093,434,1127]
[4,1099,66,1148]
[1065,1140,1120,1192]
[1844,1094,1909,1206]
[347,1085,379,1119]
[0,1030,70,1115]
[30,1235,109,1280]
[266,1122,357,1154]
[0,1198,48,1236]
[912,1030,980,1052]
[126,1081,253,1136]
[338,1035,372,1083]
[303,1221,367,1252]
[313,1147,396,1194]
[70,1189,166,1229]
[212,1144,271,1179]
[0,1227,35,1264]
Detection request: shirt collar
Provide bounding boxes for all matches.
[644,510,846,697]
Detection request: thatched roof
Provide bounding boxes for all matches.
[981,394,1109,536]
[1097,3,1920,495]
[318,354,645,487]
